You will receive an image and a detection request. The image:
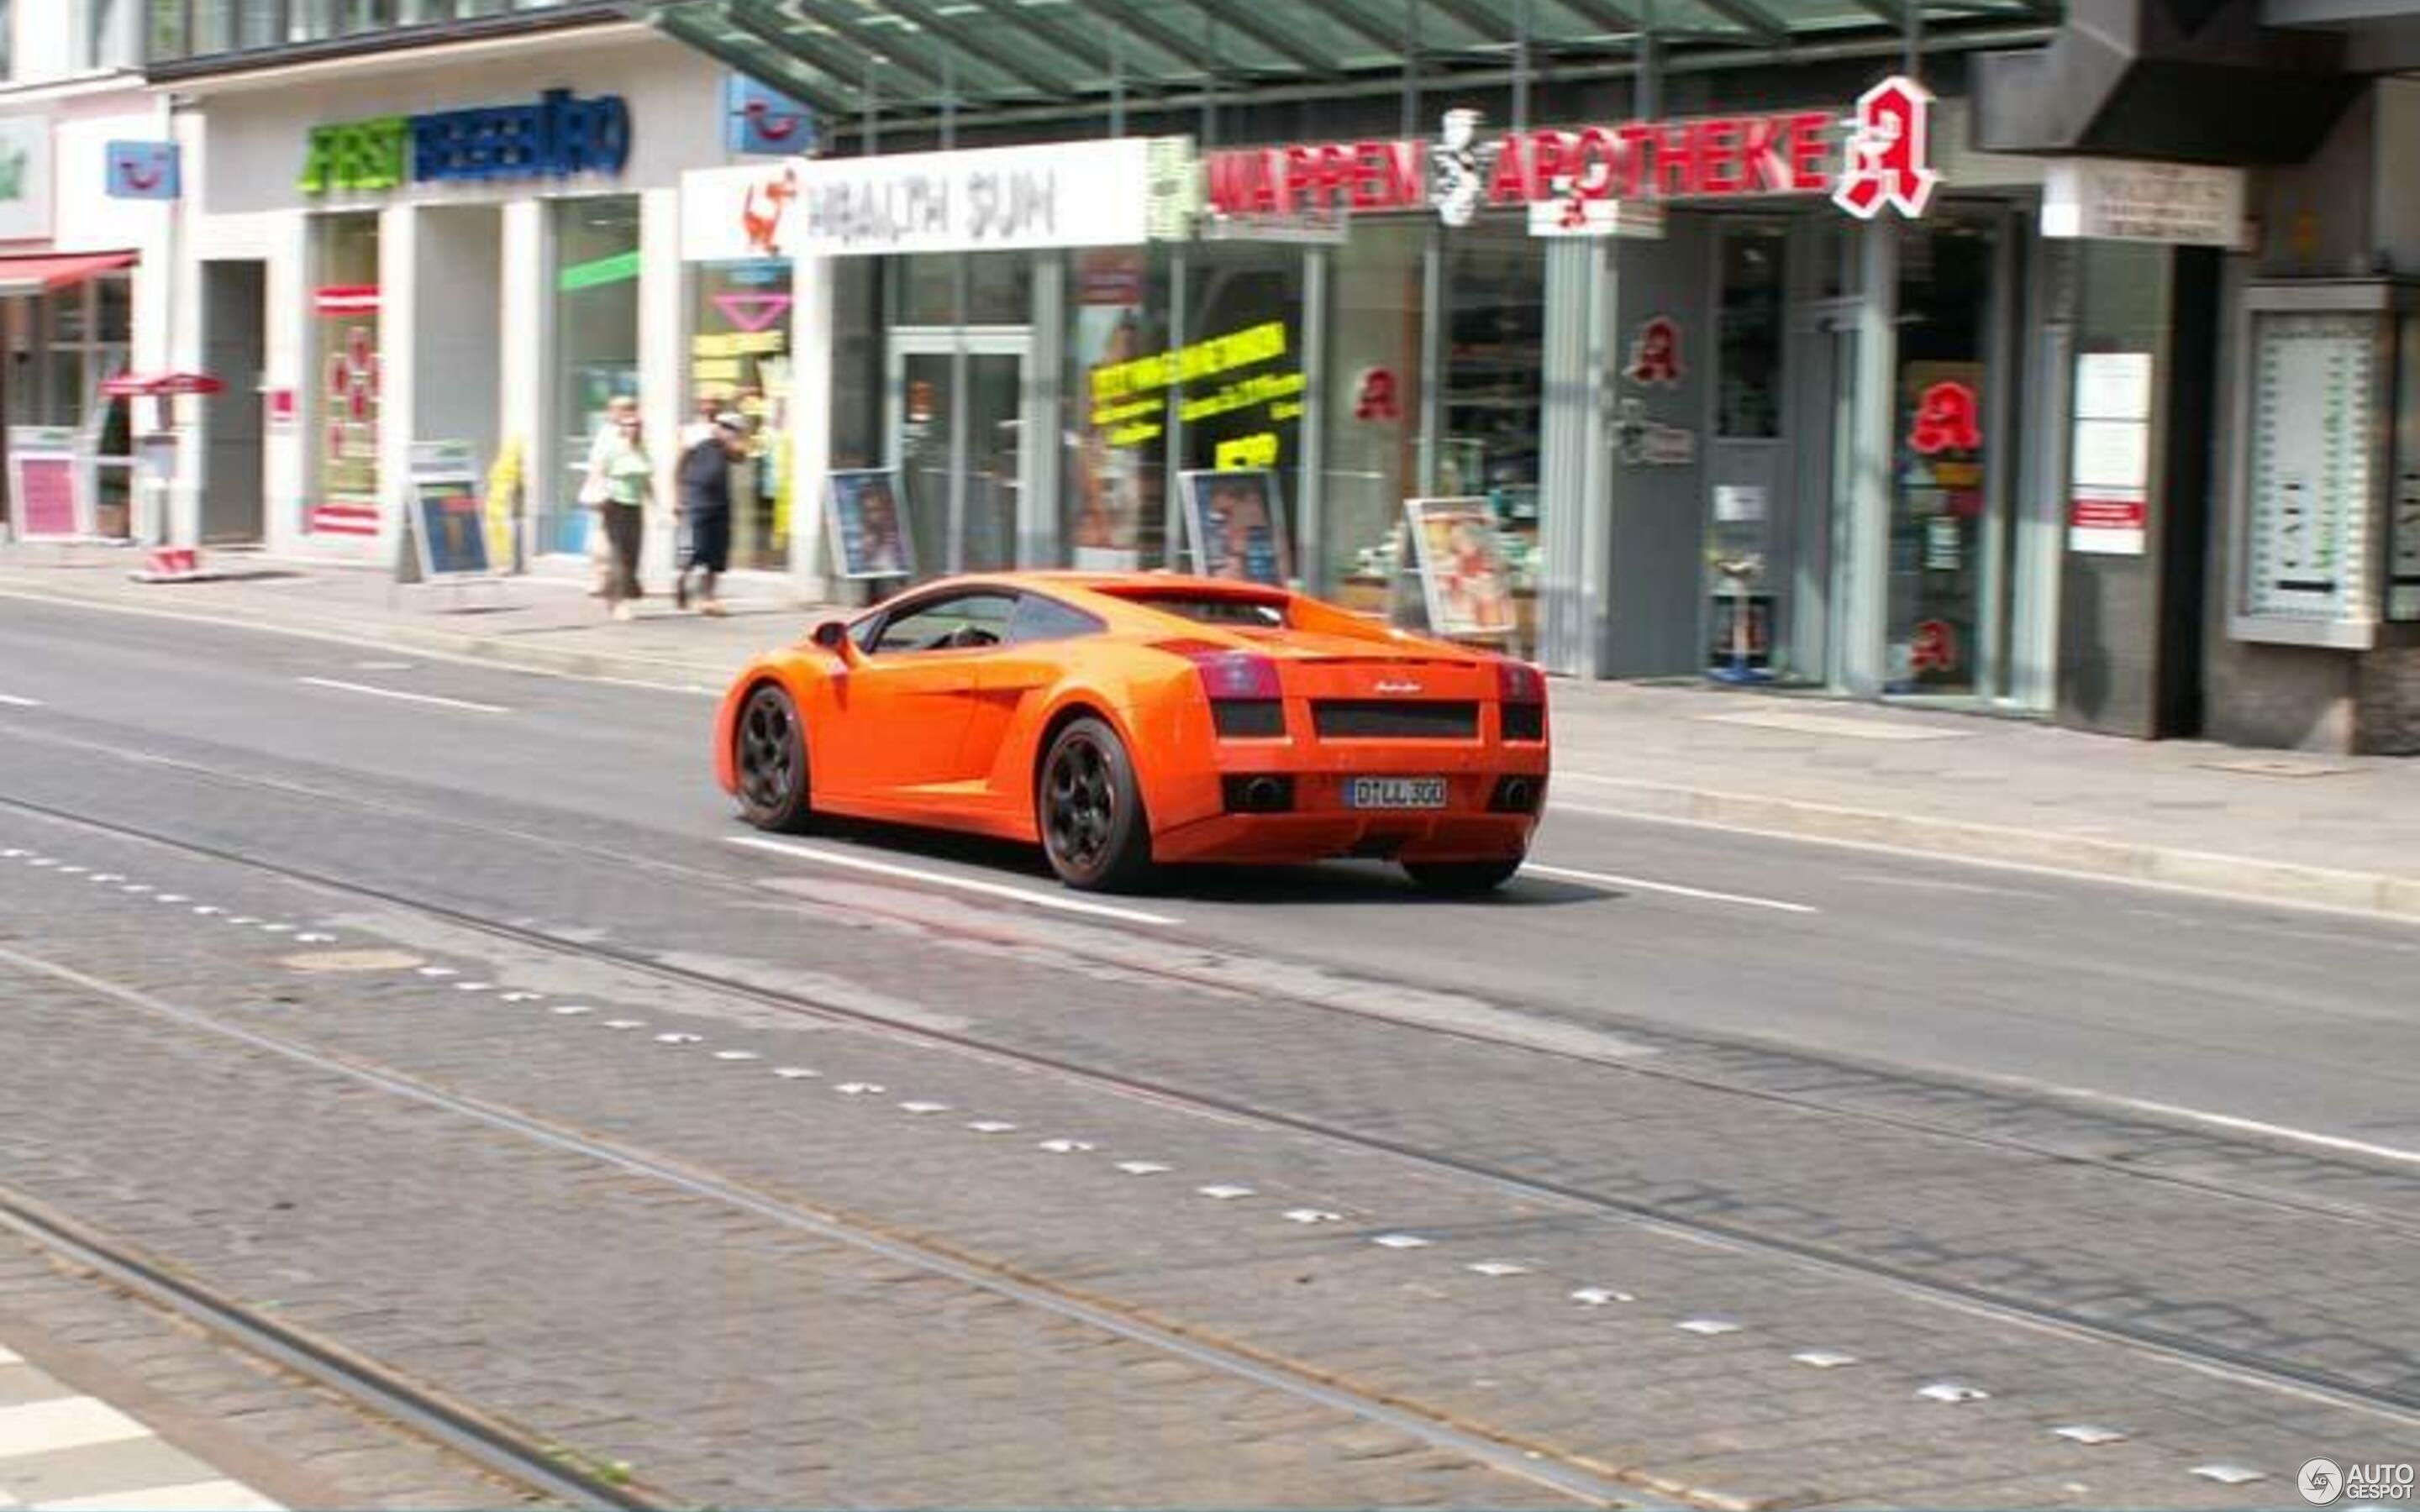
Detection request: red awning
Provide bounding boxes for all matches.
[101,371,224,398]
[0,251,138,297]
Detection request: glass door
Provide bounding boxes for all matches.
[1888,212,2011,696]
[886,330,1029,576]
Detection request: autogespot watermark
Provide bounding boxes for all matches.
[2302,1458,2418,1504]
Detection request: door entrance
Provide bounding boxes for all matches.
[886,329,1029,576]
[199,261,266,543]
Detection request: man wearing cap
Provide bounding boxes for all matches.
[676,411,746,615]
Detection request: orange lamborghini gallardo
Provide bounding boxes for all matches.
[713,573,1550,894]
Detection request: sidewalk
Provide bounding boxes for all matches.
[5,541,2418,921]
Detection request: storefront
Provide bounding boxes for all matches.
[0,87,175,543]
[167,28,732,570]
[741,64,2065,712]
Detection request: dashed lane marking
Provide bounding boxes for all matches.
[295,677,509,715]
[1522,862,1818,916]
[0,694,42,708]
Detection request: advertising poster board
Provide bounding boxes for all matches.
[1402,497,1517,639]
[827,467,914,580]
[8,427,82,538]
[1177,469,1293,586]
[407,441,492,579]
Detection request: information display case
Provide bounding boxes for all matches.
[2227,280,2420,648]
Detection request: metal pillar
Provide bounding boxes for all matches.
[1839,216,1900,696]
[1536,239,1612,678]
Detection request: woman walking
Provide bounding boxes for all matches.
[592,396,653,621]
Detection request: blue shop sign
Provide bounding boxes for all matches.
[300,89,631,196]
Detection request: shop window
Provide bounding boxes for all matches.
[548,195,640,557]
[309,214,380,540]
[688,258,793,573]
[1325,221,1430,607]
[827,257,882,473]
[1441,226,1544,631]
[1176,242,1306,575]
[1065,246,1171,570]
[1890,217,2000,696]
[899,253,1030,327]
[1718,228,1786,440]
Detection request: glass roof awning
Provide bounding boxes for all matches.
[624,0,2058,139]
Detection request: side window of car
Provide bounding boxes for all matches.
[1004,594,1107,646]
[869,592,1018,654]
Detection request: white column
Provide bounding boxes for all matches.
[790,251,834,601]
[639,185,684,590]
[261,213,310,556]
[376,202,420,566]
[500,199,547,570]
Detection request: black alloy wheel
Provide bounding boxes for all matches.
[1402,857,1525,895]
[1038,717,1152,891]
[736,684,813,832]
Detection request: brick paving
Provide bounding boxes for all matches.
[0,815,2414,1507]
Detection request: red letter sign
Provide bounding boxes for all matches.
[1355,368,1400,422]
[1833,76,1939,220]
[1908,381,1981,454]
[1626,316,1684,388]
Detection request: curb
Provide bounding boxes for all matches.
[1568,774,2420,923]
[0,573,750,693]
[8,570,2419,923]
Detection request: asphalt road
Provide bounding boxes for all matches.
[7,592,2420,1508]
[4,593,2412,1152]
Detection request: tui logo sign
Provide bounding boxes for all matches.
[107,141,181,201]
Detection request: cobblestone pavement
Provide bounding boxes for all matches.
[0,779,2413,1508]
[0,1231,534,1510]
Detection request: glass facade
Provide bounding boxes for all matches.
[688,258,793,572]
[2,271,136,538]
[148,0,595,64]
[548,195,640,557]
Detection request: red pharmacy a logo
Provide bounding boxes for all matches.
[1833,76,1941,221]
[1908,381,1981,454]
[1627,317,1683,388]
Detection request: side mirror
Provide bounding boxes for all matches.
[810,619,859,663]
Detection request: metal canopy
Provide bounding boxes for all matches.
[631,0,2056,133]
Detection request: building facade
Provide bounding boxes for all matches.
[110,0,2420,750]
[0,0,174,543]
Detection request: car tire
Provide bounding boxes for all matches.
[734,683,814,833]
[1037,716,1153,892]
[1403,858,1524,895]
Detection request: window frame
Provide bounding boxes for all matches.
[860,587,1022,657]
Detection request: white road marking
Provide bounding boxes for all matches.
[296,676,509,714]
[1844,871,2058,900]
[0,693,41,708]
[1523,862,1818,916]
[729,836,1182,927]
[45,1481,284,1512]
[2016,1085,2420,1167]
[0,1396,152,1458]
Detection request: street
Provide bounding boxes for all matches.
[3,593,2417,1509]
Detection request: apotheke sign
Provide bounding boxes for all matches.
[1205,76,1939,224]
[771,137,1194,257]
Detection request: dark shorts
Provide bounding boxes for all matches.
[683,508,731,574]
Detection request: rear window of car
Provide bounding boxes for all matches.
[1121,592,1290,629]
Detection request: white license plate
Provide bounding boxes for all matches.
[1345,777,1449,810]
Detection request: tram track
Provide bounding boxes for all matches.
[5,711,2419,1227]
[5,783,2420,1436]
[0,1184,644,1510]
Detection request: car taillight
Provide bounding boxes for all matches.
[1157,639,1286,738]
[1497,657,1546,742]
